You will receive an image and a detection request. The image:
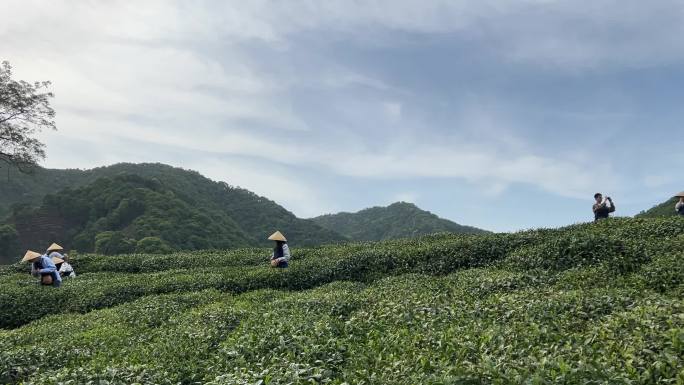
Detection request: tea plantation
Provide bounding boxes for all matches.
[1,217,683,384]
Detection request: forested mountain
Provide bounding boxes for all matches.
[637,197,681,218]
[312,202,487,241]
[0,163,345,263]
[0,166,89,220]
[15,174,252,254]
[0,163,487,264]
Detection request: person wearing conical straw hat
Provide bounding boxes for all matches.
[268,231,290,268]
[45,243,76,278]
[21,250,41,264]
[46,243,65,260]
[58,254,76,278]
[675,191,684,216]
[22,250,62,287]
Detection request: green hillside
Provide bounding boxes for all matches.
[312,201,487,241]
[15,173,253,254]
[637,197,681,218]
[0,163,345,263]
[0,165,89,220]
[1,164,489,264]
[1,216,682,383]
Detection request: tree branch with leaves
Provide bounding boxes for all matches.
[0,60,56,173]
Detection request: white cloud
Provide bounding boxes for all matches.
[643,175,675,189]
[483,182,509,197]
[8,1,684,70]
[325,145,616,199]
[382,102,402,122]
[195,160,335,218]
[392,192,419,204]
[184,1,684,69]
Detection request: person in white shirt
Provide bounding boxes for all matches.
[58,254,76,278]
[268,231,291,268]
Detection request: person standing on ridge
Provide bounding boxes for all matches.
[593,193,615,222]
[268,231,291,268]
[675,192,684,216]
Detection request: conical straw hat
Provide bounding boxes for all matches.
[21,250,42,263]
[674,191,684,198]
[51,256,64,264]
[47,243,64,252]
[268,231,287,242]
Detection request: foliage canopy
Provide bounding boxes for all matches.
[0,61,55,172]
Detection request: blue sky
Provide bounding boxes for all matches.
[2,0,683,232]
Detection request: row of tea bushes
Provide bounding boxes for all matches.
[1,217,682,329]
[2,216,680,278]
[2,268,682,384]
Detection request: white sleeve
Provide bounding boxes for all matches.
[60,263,75,276]
[282,244,291,262]
[676,201,683,210]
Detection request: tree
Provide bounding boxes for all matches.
[0,224,21,263]
[94,231,136,255]
[136,236,172,254]
[0,61,55,173]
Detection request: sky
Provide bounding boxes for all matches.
[2,0,683,232]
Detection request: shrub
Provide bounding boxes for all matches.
[0,217,683,384]
[135,236,172,254]
[503,233,649,273]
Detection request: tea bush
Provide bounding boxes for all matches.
[0,216,682,384]
[503,233,650,273]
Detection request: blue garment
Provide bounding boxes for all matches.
[33,255,62,287]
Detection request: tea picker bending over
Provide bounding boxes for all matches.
[22,250,62,288]
[45,242,76,278]
[58,254,76,278]
[268,231,290,268]
[46,243,65,260]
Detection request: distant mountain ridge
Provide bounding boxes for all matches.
[312,202,488,241]
[637,196,681,218]
[0,163,487,263]
[0,163,345,262]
